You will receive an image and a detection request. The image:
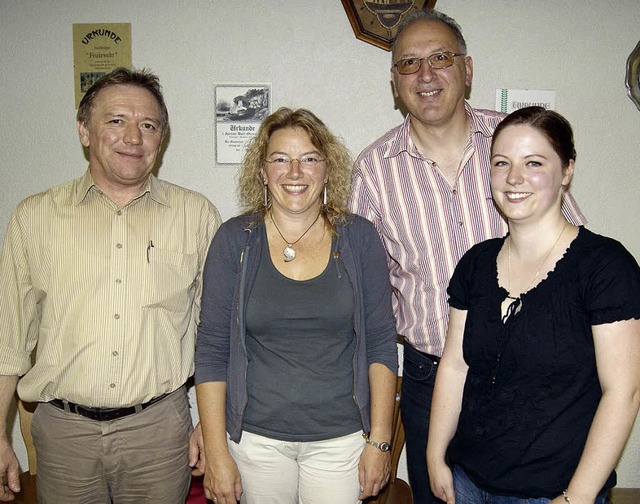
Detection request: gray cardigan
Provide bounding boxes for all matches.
[195,212,398,442]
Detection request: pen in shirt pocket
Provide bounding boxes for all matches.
[146,240,154,263]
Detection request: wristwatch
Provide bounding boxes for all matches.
[362,432,391,452]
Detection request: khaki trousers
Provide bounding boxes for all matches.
[31,387,192,504]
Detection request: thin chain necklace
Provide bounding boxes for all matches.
[270,210,322,262]
[507,222,567,301]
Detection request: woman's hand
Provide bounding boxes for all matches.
[426,307,469,504]
[358,443,391,499]
[428,459,455,503]
[549,489,601,504]
[203,451,243,504]
[196,382,241,502]
[548,496,595,504]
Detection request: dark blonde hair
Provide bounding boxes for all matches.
[238,107,352,231]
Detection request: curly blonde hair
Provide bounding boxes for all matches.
[238,107,353,232]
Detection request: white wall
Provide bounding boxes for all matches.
[2,0,639,487]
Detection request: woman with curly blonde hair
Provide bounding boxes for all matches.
[195,107,398,504]
[238,107,353,231]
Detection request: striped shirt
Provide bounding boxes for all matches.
[348,103,586,356]
[0,170,221,407]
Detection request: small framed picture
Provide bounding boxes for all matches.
[214,83,271,165]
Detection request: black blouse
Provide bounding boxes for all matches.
[447,227,640,498]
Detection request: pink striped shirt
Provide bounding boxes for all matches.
[348,103,586,356]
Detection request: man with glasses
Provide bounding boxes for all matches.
[348,9,585,503]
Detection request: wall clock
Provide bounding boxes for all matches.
[626,40,640,111]
[342,0,437,51]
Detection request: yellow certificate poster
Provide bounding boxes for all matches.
[73,23,132,108]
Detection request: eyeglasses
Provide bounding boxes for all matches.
[393,51,465,75]
[265,156,326,169]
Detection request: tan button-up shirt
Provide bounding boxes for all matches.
[0,171,221,407]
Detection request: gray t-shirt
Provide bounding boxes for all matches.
[243,231,361,441]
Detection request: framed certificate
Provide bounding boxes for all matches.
[214,83,271,164]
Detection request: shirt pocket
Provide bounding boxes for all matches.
[143,248,198,314]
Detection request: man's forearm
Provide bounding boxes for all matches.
[0,375,21,499]
[0,376,19,433]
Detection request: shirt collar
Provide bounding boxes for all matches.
[466,101,495,140]
[74,169,170,207]
[74,170,96,205]
[387,101,491,159]
[386,114,414,159]
[145,175,170,206]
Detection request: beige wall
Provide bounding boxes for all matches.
[2,0,639,486]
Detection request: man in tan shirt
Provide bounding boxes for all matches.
[0,68,221,502]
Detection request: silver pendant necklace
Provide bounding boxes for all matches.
[270,210,322,262]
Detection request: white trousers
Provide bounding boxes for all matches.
[228,430,365,504]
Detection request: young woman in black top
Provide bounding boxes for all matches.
[427,106,640,504]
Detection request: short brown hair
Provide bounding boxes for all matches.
[392,9,467,60]
[76,67,169,133]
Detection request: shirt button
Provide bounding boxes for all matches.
[116,243,123,249]
[114,314,120,319]
[115,278,122,284]
[458,221,463,227]
[112,351,119,356]
[452,189,457,195]
[109,383,116,388]
[116,210,122,216]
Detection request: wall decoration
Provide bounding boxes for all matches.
[341,0,437,51]
[495,89,556,114]
[626,41,640,111]
[72,23,132,108]
[214,84,271,165]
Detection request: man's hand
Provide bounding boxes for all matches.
[189,422,206,476]
[0,436,20,502]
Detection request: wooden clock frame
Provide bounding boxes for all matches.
[626,40,640,111]
[341,0,437,51]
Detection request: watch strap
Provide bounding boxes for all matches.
[362,432,391,452]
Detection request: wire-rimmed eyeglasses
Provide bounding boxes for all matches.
[393,51,466,75]
[265,156,326,169]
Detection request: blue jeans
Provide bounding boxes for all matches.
[400,341,442,504]
[453,465,608,504]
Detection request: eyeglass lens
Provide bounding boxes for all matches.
[395,52,458,75]
[267,157,324,167]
